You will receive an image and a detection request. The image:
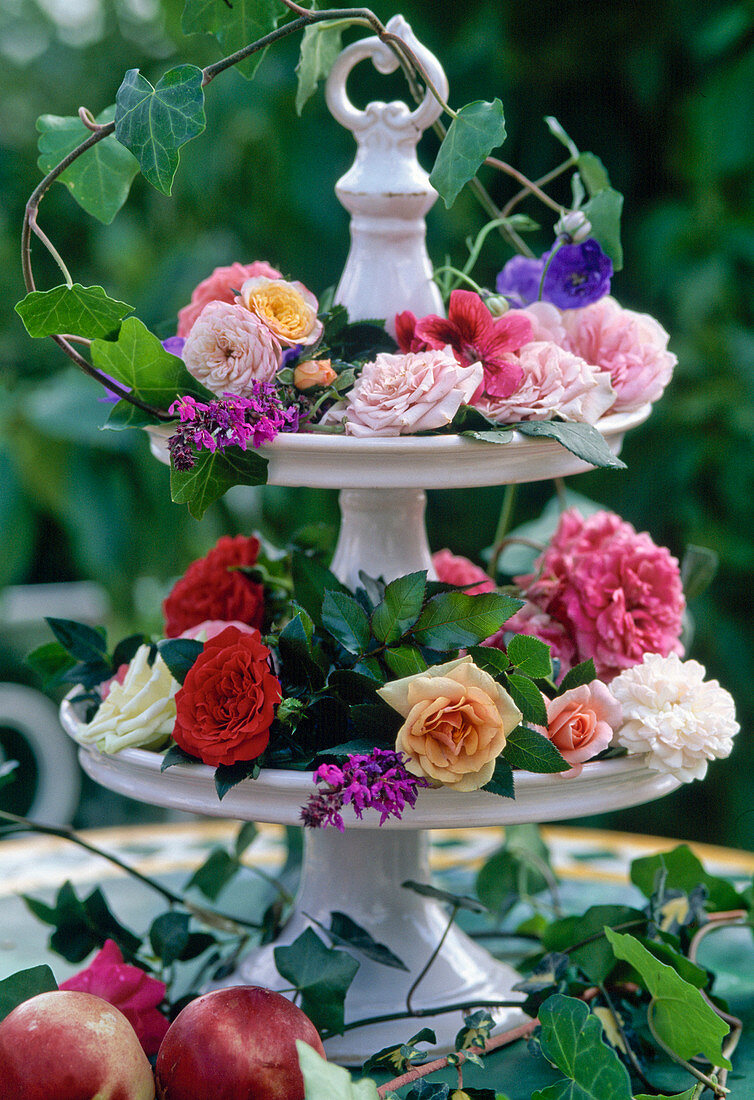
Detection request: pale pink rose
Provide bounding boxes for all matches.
[182,301,282,397]
[510,301,569,344]
[177,260,282,337]
[432,549,496,594]
[343,348,483,437]
[516,509,685,682]
[475,340,615,424]
[179,619,259,642]
[485,602,577,680]
[545,680,622,776]
[61,940,169,1056]
[561,296,676,413]
[240,276,323,347]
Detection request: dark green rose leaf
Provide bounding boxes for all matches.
[412,592,523,649]
[291,552,349,630]
[16,284,133,340]
[170,445,269,519]
[466,645,510,677]
[322,590,371,654]
[25,641,76,689]
[115,65,205,194]
[516,420,626,469]
[182,0,282,80]
[582,186,624,270]
[0,966,58,1023]
[480,756,515,799]
[430,99,506,208]
[279,613,326,690]
[383,646,428,678]
[186,848,240,900]
[531,994,633,1100]
[297,1040,380,1100]
[296,21,344,114]
[45,617,108,664]
[461,429,515,444]
[630,845,742,912]
[504,674,548,727]
[371,571,427,645]
[274,928,360,1034]
[111,634,147,670]
[161,744,199,770]
[506,634,553,678]
[214,759,262,800]
[326,669,381,704]
[401,880,487,913]
[503,723,566,773]
[156,638,203,684]
[605,929,731,1069]
[37,108,139,223]
[557,658,597,694]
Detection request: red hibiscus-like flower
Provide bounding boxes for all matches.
[60,939,169,1056]
[163,535,265,638]
[173,625,281,766]
[396,290,533,399]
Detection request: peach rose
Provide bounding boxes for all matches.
[182,301,282,397]
[545,680,622,776]
[377,655,521,791]
[240,276,323,347]
[177,260,282,338]
[293,359,337,390]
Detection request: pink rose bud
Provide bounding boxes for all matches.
[293,359,337,390]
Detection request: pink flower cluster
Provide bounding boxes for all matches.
[431,549,496,594]
[501,509,685,681]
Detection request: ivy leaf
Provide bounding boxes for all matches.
[430,99,507,208]
[455,1009,495,1052]
[37,107,139,223]
[149,911,191,967]
[544,116,580,158]
[114,65,205,194]
[182,0,282,80]
[480,756,514,800]
[297,1041,380,1100]
[91,317,213,411]
[23,882,141,964]
[633,1092,696,1100]
[185,848,240,900]
[324,912,408,971]
[605,929,731,1069]
[156,638,203,684]
[506,634,553,678]
[16,284,133,340]
[503,724,566,773]
[557,659,597,694]
[476,825,552,910]
[322,590,371,654]
[516,421,626,470]
[542,905,645,984]
[532,994,633,1100]
[383,646,428,678]
[0,966,58,1023]
[296,21,344,114]
[401,881,487,913]
[371,571,427,645]
[577,151,611,196]
[412,592,523,649]
[363,1028,436,1075]
[630,845,742,912]
[582,187,624,271]
[461,429,514,444]
[274,928,360,1034]
[505,673,548,726]
[170,445,269,519]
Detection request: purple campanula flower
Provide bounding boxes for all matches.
[281,344,304,369]
[495,255,545,307]
[541,238,612,309]
[97,369,131,405]
[162,336,186,359]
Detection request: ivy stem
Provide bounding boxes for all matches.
[687,911,747,1090]
[487,483,517,579]
[28,211,73,288]
[597,981,657,1093]
[486,156,566,216]
[377,1018,538,1097]
[431,265,485,296]
[318,997,527,1040]
[0,811,261,932]
[77,106,109,133]
[646,1000,730,1096]
[500,156,577,220]
[406,901,459,1014]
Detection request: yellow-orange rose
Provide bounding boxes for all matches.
[240,276,323,347]
[293,359,337,390]
[377,655,521,791]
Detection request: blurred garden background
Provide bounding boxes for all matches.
[0,0,752,845]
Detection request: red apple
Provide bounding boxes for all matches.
[0,989,155,1100]
[155,986,325,1100]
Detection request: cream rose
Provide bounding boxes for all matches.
[240,276,323,347]
[377,655,522,791]
[182,301,282,397]
[76,646,179,754]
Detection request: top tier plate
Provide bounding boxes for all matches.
[147,404,649,490]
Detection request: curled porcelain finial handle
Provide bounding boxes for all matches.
[325,16,449,334]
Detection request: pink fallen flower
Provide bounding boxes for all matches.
[431,549,496,594]
[545,680,622,776]
[60,939,169,1056]
[177,260,282,337]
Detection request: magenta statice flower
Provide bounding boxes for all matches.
[167,384,300,471]
[495,255,545,307]
[300,748,431,830]
[541,238,612,309]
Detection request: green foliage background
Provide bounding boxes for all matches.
[1,0,752,845]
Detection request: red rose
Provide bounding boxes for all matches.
[163,535,265,638]
[173,625,281,766]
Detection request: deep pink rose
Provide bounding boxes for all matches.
[515,509,685,681]
[60,940,169,1056]
[545,681,622,776]
[177,260,282,338]
[431,549,496,594]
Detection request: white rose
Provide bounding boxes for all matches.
[76,646,179,754]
